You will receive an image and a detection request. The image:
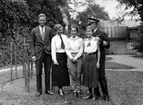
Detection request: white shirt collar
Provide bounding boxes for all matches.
[85,36,94,41]
[39,25,45,34]
[39,25,45,29]
[56,33,63,36]
[70,36,79,40]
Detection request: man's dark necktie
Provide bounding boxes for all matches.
[59,35,65,49]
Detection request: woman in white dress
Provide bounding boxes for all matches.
[51,24,70,96]
[82,26,101,100]
[66,26,83,97]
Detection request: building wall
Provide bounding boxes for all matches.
[99,26,127,39]
[107,41,137,55]
[97,20,140,55]
[99,20,141,28]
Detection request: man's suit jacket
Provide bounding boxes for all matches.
[31,26,53,60]
[93,29,110,61]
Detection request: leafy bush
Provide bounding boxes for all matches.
[134,22,143,53]
[0,0,66,68]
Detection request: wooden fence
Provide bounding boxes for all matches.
[99,26,128,39]
[98,25,137,54]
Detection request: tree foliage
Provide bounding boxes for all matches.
[0,0,67,67]
[74,3,109,38]
[133,22,143,53]
[116,0,143,21]
[25,0,66,28]
[0,0,29,38]
[0,0,67,34]
[116,0,143,53]
[78,4,109,30]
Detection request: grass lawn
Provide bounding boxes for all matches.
[1,71,143,105]
[0,56,140,105]
[106,57,113,61]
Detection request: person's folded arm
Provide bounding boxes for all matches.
[51,38,57,62]
[97,41,101,68]
[74,39,84,60]
[97,41,101,63]
[48,29,54,52]
[103,33,110,49]
[99,33,110,49]
[65,39,73,60]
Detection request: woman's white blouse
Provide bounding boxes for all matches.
[51,34,67,61]
[66,36,83,59]
[84,37,99,53]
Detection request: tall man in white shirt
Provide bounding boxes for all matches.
[88,17,110,101]
[31,13,54,97]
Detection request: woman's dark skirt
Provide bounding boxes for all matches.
[52,53,70,86]
[82,53,98,88]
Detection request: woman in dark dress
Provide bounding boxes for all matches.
[51,24,70,96]
[82,26,101,100]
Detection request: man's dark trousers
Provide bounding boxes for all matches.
[93,29,110,97]
[31,26,53,93]
[97,59,109,96]
[36,51,51,93]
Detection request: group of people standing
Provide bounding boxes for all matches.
[31,13,110,101]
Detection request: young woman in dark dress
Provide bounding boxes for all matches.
[82,26,101,100]
[51,24,70,96]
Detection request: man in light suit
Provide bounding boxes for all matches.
[88,17,110,101]
[31,13,54,96]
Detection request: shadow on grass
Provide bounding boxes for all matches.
[106,57,113,61]
[130,55,143,59]
[105,62,135,69]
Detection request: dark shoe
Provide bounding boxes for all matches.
[103,95,109,101]
[83,95,93,99]
[36,92,42,97]
[97,92,101,97]
[45,90,54,95]
[94,88,100,97]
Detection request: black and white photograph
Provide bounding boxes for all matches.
[0,0,143,105]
